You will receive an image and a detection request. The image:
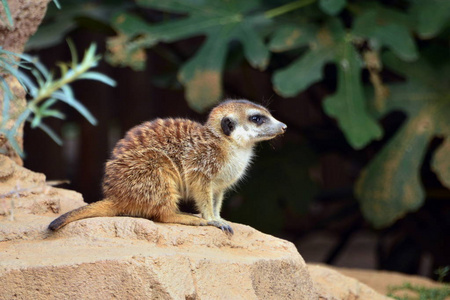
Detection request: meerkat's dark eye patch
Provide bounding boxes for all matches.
[249,114,266,125]
[221,117,235,136]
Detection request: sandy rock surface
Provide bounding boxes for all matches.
[309,265,391,300]
[334,267,449,299]
[1,218,316,300]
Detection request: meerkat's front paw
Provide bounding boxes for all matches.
[207,219,234,235]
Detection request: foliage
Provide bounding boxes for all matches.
[23,0,450,228]
[387,282,450,300]
[387,266,449,299]
[0,42,116,156]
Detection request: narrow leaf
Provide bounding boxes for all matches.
[1,0,14,27]
[40,98,58,110]
[52,0,61,9]
[0,78,12,126]
[4,131,24,157]
[33,121,63,145]
[77,71,117,87]
[31,115,42,128]
[42,109,65,120]
[53,90,97,125]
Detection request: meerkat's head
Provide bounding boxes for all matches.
[206,99,287,148]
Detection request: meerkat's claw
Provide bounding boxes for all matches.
[208,220,234,235]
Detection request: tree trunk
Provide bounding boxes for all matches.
[0,0,51,165]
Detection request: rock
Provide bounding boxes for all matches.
[0,155,85,241]
[333,267,448,299]
[309,265,392,300]
[1,218,316,299]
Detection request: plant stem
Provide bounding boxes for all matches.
[31,61,96,106]
[264,0,317,19]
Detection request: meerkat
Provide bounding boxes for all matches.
[48,99,286,234]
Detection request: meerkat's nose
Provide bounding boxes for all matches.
[280,123,287,133]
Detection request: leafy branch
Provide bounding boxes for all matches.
[0,42,116,156]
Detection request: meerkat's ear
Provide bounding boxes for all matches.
[221,117,235,136]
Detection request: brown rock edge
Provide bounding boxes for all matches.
[0,155,405,299]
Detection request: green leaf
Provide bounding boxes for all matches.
[355,53,450,227]
[273,47,334,97]
[236,17,270,70]
[319,0,346,16]
[353,10,418,61]
[41,109,65,120]
[269,23,318,52]
[323,40,383,149]
[0,78,12,127]
[53,88,97,125]
[26,19,76,51]
[52,0,61,9]
[78,71,117,87]
[432,139,450,188]
[178,27,230,111]
[0,0,14,27]
[34,121,63,145]
[410,0,450,38]
[355,111,434,228]
[108,0,270,111]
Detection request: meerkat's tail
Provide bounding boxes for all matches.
[48,199,118,231]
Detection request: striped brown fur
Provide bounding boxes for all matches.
[48,100,286,234]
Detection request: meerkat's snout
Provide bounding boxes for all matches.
[276,121,287,135]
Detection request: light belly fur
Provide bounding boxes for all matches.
[212,146,254,191]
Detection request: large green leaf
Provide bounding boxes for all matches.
[410,0,450,38]
[319,0,346,16]
[355,52,450,227]
[269,24,319,52]
[271,19,382,149]
[271,19,344,97]
[273,47,334,97]
[353,10,418,61]
[323,39,383,149]
[355,109,434,228]
[432,139,450,188]
[107,0,270,112]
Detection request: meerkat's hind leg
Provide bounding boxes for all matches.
[157,212,209,226]
[159,212,233,234]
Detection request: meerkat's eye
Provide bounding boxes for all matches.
[249,114,266,125]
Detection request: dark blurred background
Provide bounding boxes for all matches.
[18,0,450,280]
